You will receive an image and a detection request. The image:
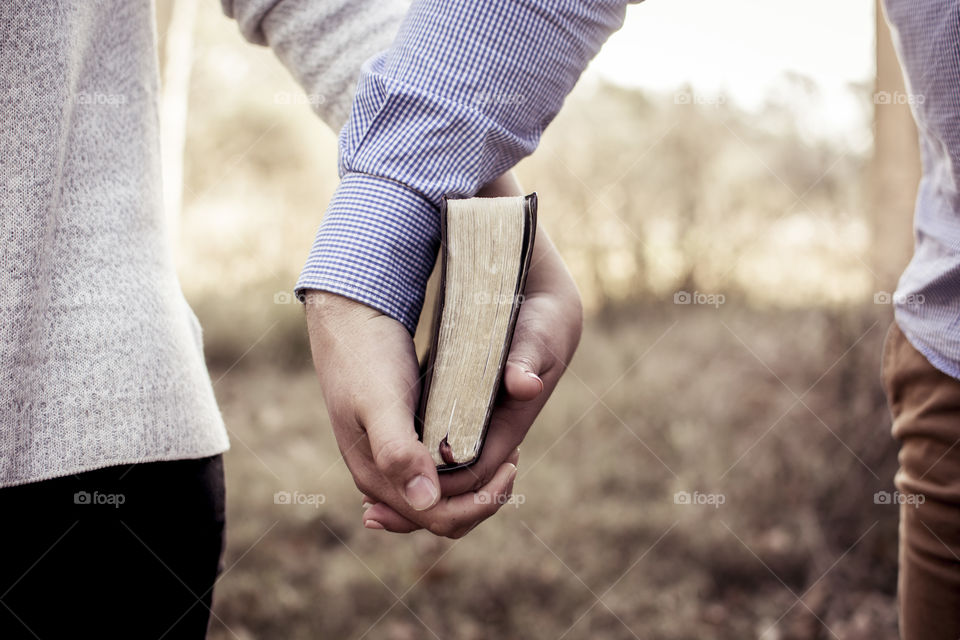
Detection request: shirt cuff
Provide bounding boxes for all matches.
[294,172,440,334]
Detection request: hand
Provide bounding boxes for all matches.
[305,172,582,537]
[359,173,583,533]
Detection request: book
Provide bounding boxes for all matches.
[416,193,538,471]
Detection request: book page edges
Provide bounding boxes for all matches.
[416,193,538,472]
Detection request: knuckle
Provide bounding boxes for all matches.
[508,354,538,374]
[373,441,415,478]
[350,470,376,497]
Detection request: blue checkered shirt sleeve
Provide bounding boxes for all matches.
[295,0,637,333]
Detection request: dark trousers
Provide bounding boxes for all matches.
[0,455,225,639]
[883,323,960,639]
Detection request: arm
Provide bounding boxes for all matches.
[308,173,583,536]
[303,0,632,537]
[296,0,637,330]
[227,0,630,536]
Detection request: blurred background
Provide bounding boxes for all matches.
[157,1,918,637]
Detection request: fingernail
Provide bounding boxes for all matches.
[506,463,518,483]
[362,500,374,511]
[404,474,439,511]
[364,519,385,530]
[525,371,544,393]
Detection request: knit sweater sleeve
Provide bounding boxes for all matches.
[221,0,407,132]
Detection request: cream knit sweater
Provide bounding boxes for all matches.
[0,0,404,487]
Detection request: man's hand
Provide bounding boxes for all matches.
[305,173,582,537]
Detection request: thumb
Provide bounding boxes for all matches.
[503,322,549,402]
[362,404,441,512]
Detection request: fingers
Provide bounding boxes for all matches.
[438,431,521,496]
[361,402,441,511]
[363,461,519,536]
[305,293,439,513]
[364,448,519,533]
[305,181,582,539]
[362,498,420,533]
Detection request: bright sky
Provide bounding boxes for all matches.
[591,0,876,144]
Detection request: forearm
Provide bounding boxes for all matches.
[298,0,637,332]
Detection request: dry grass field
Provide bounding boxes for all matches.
[204,301,899,640]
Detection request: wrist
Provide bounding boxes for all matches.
[295,173,440,334]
